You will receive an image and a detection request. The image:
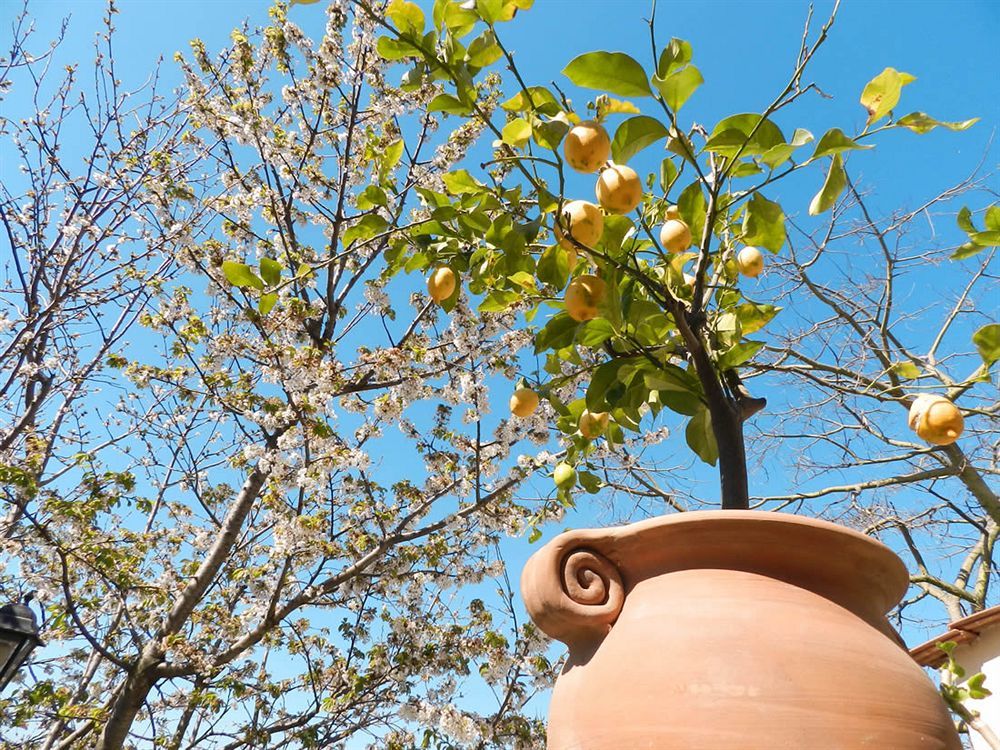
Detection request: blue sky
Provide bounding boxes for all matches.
[6,0,997,616]
[2,0,997,741]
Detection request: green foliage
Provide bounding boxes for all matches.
[653,55,702,112]
[952,205,1000,258]
[705,114,785,158]
[741,194,786,253]
[686,408,718,466]
[611,115,669,164]
[809,153,846,216]
[860,67,916,125]
[896,112,979,134]
[973,324,1000,367]
[562,51,652,98]
[811,128,873,159]
[938,641,993,707]
[222,261,264,291]
[378,6,981,500]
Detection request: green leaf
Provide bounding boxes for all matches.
[677,181,707,245]
[659,157,678,192]
[811,128,874,160]
[705,114,785,158]
[643,364,700,394]
[971,231,1000,246]
[741,194,786,253]
[685,408,718,465]
[950,242,982,261]
[957,206,976,233]
[759,128,813,169]
[656,38,692,77]
[808,153,846,216]
[501,117,532,147]
[717,340,763,370]
[535,314,579,353]
[890,361,921,380]
[258,292,278,315]
[577,470,602,494]
[475,0,503,23]
[586,359,627,411]
[611,115,669,164]
[259,258,282,287]
[653,65,703,112]
[467,29,502,67]
[729,162,763,178]
[532,117,570,151]
[438,0,478,36]
[896,112,978,135]
[356,185,388,210]
[562,51,652,98]
[479,288,520,313]
[666,127,697,165]
[342,214,389,247]
[386,0,425,35]
[500,86,560,116]
[595,96,641,117]
[507,270,536,291]
[860,67,916,125]
[985,205,1000,231]
[577,318,615,347]
[973,323,1000,366]
[428,93,471,115]
[967,672,993,700]
[537,244,570,289]
[376,36,422,61]
[734,302,780,335]
[380,139,405,181]
[442,169,483,195]
[222,261,264,291]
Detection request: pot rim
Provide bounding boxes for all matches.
[521,510,909,647]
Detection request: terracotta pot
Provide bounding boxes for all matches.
[521,511,960,749]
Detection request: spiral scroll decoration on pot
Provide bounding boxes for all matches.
[562,549,624,612]
[520,541,625,647]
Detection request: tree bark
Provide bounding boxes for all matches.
[680,314,750,511]
[92,467,266,750]
[93,645,162,750]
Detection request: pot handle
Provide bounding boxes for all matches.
[520,535,625,648]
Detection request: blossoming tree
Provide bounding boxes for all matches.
[0,2,574,747]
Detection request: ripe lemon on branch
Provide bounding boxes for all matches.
[510,388,540,417]
[736,246,765,278]
[596,163,643,214]
[556,200,604,252]
[660,218,692,254]
[427,267,457,303]
[908,394,964,445]
[564,274,606,322]
[564,120,611,173]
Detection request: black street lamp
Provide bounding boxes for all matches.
[0,598,42,691]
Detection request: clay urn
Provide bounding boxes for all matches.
[521,510,961,749]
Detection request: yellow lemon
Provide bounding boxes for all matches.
[564,120,611,173]
[564,274,606,322]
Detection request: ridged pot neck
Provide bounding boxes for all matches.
[520,510,909,649]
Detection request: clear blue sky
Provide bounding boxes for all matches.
[2,0,997,739]
[5,0,997,608]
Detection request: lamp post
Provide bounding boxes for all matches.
[0,598,42,691]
